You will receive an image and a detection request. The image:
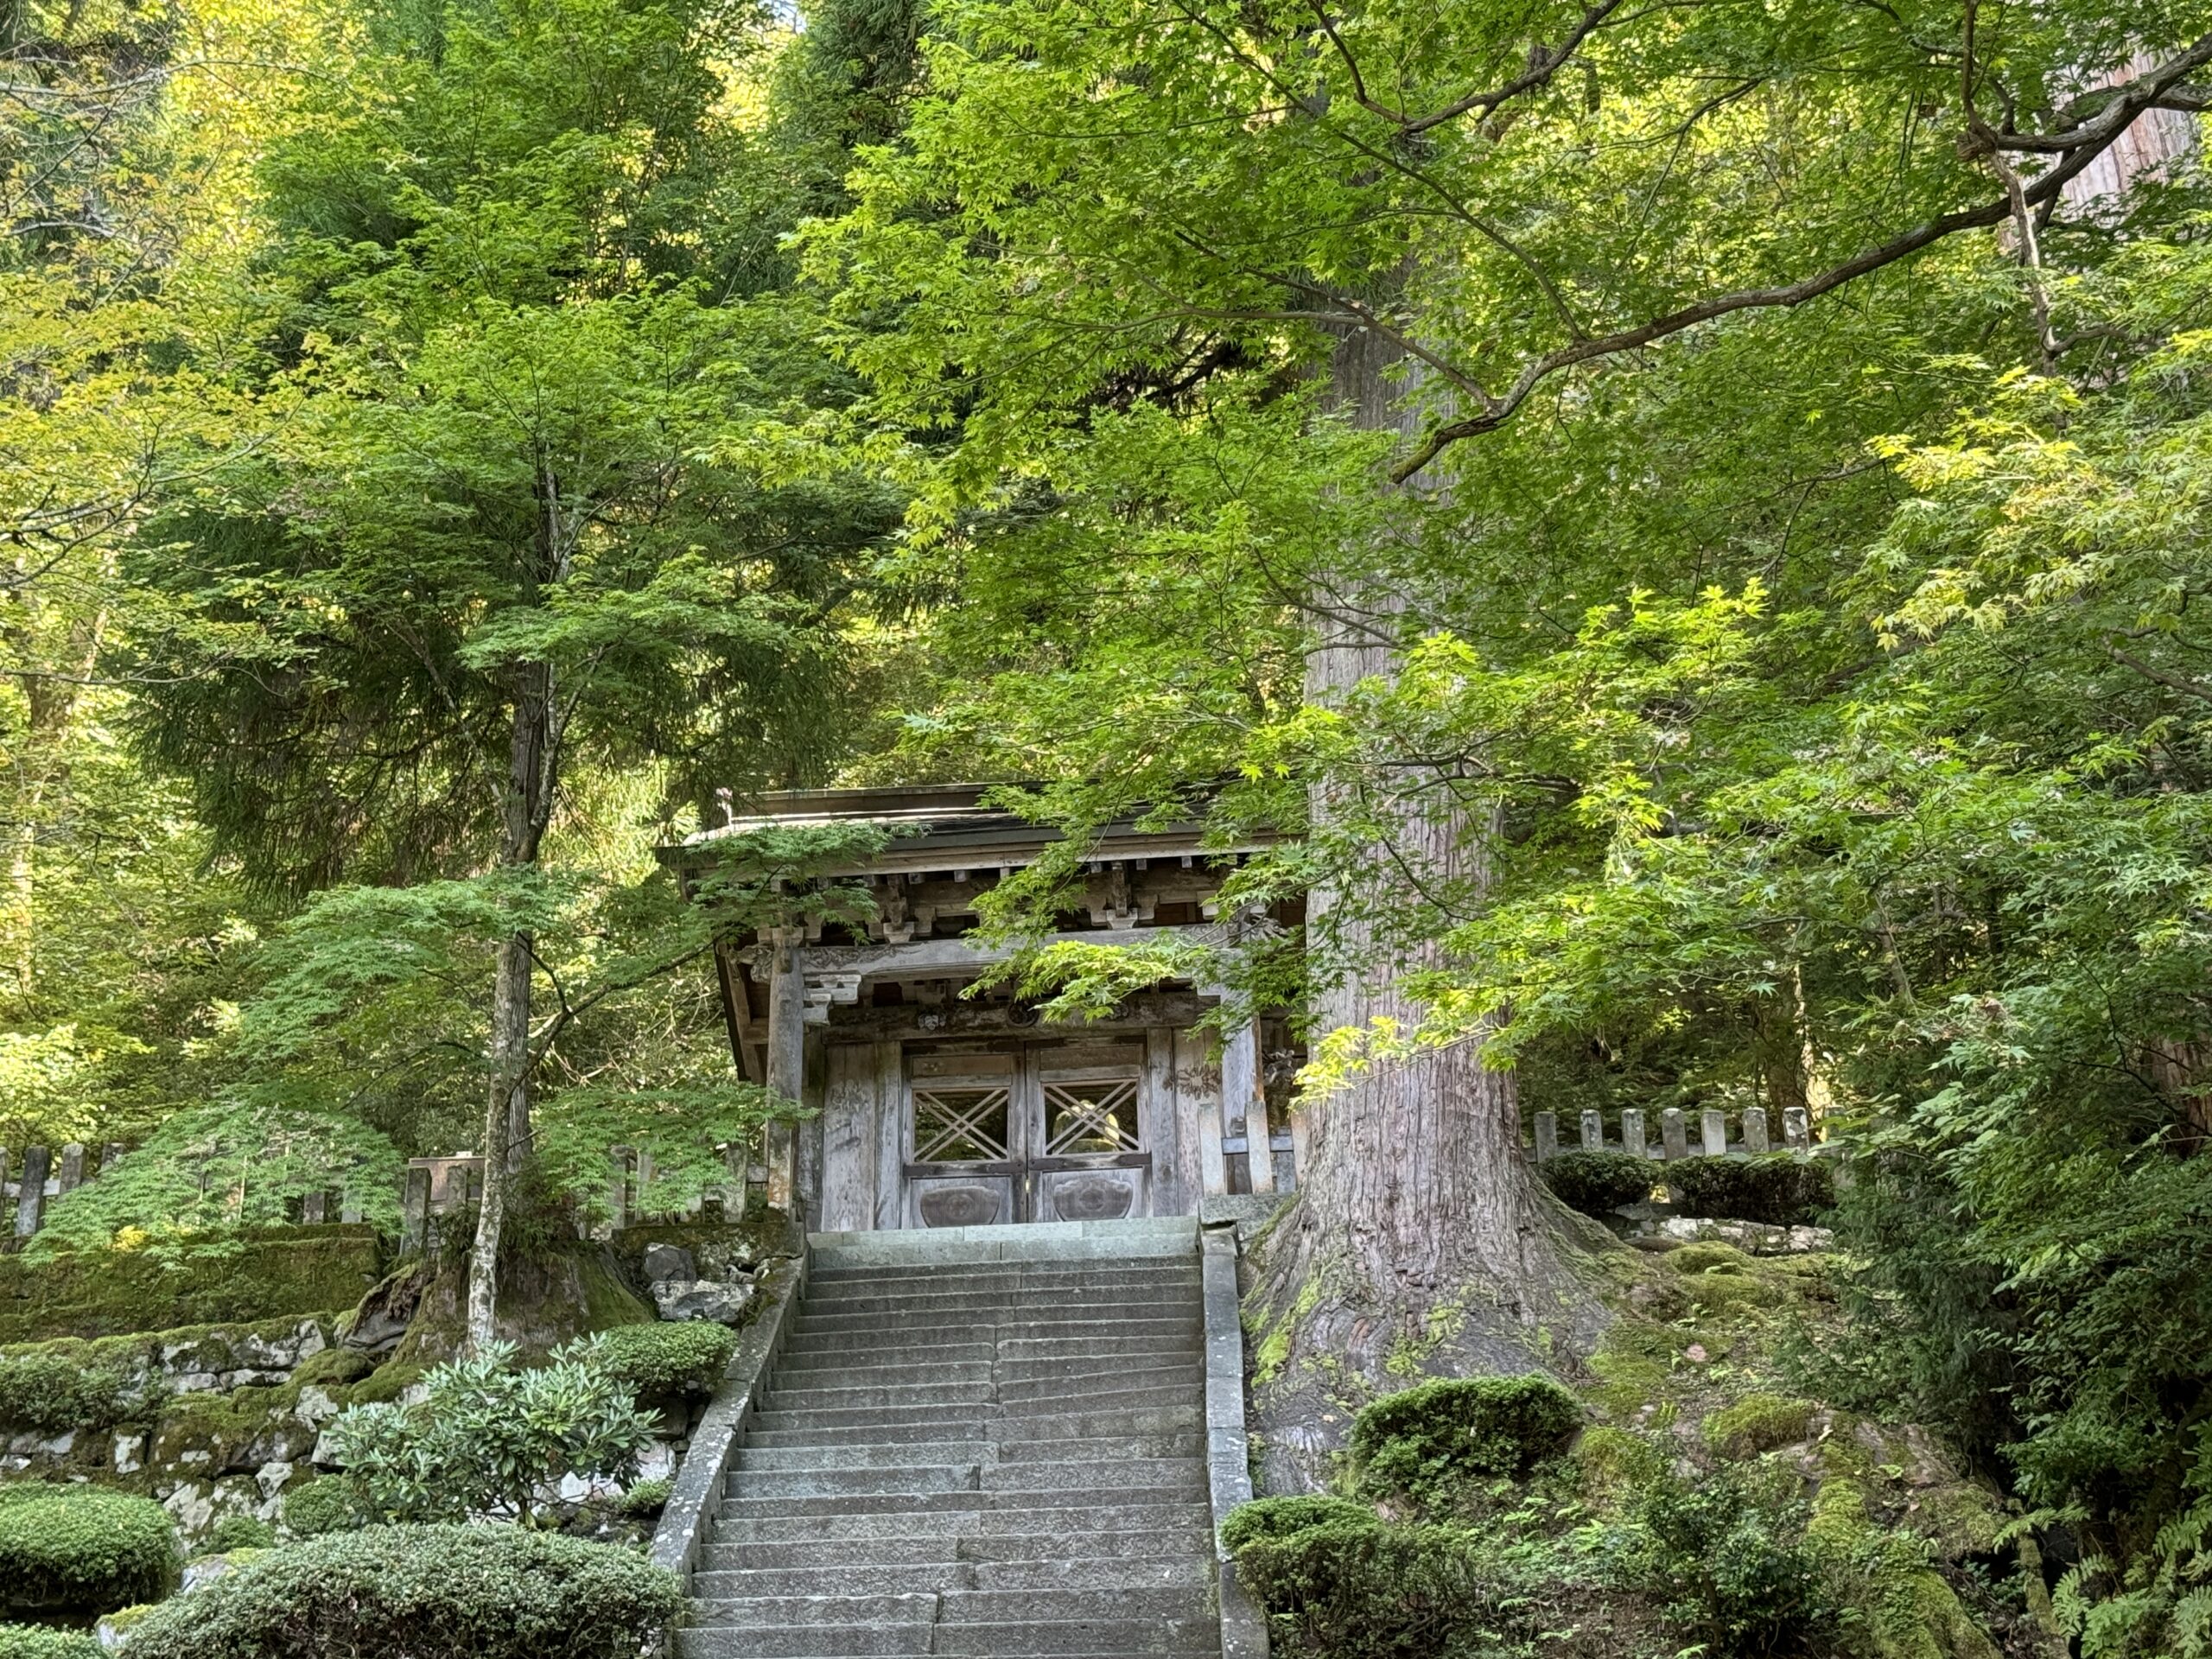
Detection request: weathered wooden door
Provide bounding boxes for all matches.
[903,1043,1152,1227]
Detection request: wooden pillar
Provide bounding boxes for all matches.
[1219,1016,1274,1195]
[765,931,806,1218]
[872,1040,906,1231]
[1177,1026,1227,1198]
[12,1146,45,1237]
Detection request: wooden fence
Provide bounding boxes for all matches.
[1529,1104,1832,1164]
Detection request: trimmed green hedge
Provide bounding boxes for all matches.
[0,1353,141,1435]
[122,1525,683,1659]
[1230,1516,1510,1658]
[596,1321,736,1397]
[1351,1376,1582,1506]
[1222,1496,1377,1553]
[0,1485,181,1613]
[0,1228,383,1344]
[1539,1150,1656,1217]
[1668,1154,1835,1226]
[277,1478,365,1539]
[0,1626,106,1659]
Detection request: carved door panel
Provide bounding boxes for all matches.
[902,1045,1152,1227]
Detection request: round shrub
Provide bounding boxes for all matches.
[1667,1154,1835,1226]
[1221,1496,1377,1554]
[595,1322,737,1398]
[1351,1376,1582,1506]
[0,1626,106,1659]
[202,1515,278,1554]
[277,1478,365,1539]
[0,1485,181,1613]
[1539,1150,1656,1217]
[122,1524,684,1659]
[0,1354,141,1435]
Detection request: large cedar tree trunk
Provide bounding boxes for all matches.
[1244,322,1607,1493]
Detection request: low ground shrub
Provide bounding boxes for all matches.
[614,1477,671,1517]
[1351,1376,1582,1507]
[595,1321,736,1398]
[201,1516,277,1554]
[0,1626,105,1659]
[329,1338,656,1524]
[0,1485,180,1613]
[1623,1474,1835,1658]
[1231,1517,1524,1659]
[122,1524,684,1659]
[278,1478,365,1538]
[1669,1155,1835,1227]
[0,1353,143,1434]
[1540,1151,1657,1217]
[1222,1496,1378,1553]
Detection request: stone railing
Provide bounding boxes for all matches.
[1,1141,124,1241]
[1529,1104,1834,1164]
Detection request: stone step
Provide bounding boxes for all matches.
[775,1339,1203,1375]
[994,1364,1204,1402]
[692,1593,940,1628]
[713,1490,1211,1524]
[804,1266,1199,1295]
[709,1527,1213,1572]
[731,1464,982,1498]
[790,1311,1201,1339]
[807,1217,1198,1268]
[767,1355,1203,1392]
[982,1458,1204,1493]
[694,1587,1211,1632]
[674,1623,932,1658]
[798,1288,1199,1318]
[927,1618,1220,1656]
[737,1433,1205,1471]
[744,1404,1202,1445]
[693,1555,1212,1600]
[765,1381,996,1412]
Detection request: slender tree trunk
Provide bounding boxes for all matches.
[464,660,556,1351]
[1245,319,1606,1493]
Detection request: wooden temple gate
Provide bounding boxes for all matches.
[668,786,1300,1232]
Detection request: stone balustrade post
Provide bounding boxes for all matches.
[100,1142,123,1175]
[607,1147,633,1233]
[400,1165,432,1255]
[301,1191,327,1224]
[1533,1111,1559,1162]
[1700,1109,1728,1158]
[1580,1109,1605,1153]
[1660,1109,1688,1160]
[56,1143,85,1195]
[13,1146,48,1236]
[1743,1107,1771,1154]
[1620,1109,1649,1160]
[1783,1107,1812,1153]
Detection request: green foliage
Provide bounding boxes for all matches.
[594,1321,737,1399]
[0,1353,144,1434]
[29,1107,401,1257]
[1618,1475,1836,1659]
[201,1516,277,1554]
[1222,1497,1380,1554]
[0,1627,106,1659]
[613,1477,671,1517]
[1230,1518,1538,1659]
[327,1337,657,1526]
[277,1478,366,1540]
[121,1525,684,1659]
[1669,1157,1836,1228]
[1351,1376,1581,1508]
[0,1230,377,1344]
[0,1485,180,1613]
[1704,1395,1819,1461]
[1537,1151,1656,1218]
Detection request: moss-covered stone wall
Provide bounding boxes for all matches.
[0,1228,385,1344]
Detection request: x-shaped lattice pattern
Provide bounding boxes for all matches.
[1044,1078,1141,1154]
[912,1085,1011,1162]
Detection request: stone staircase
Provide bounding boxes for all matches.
[679,1218,1224,1659]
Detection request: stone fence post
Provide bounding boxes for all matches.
[1621,1109,1649,1159]
[1742,1107,1770,1154]
[1579,1109,1605,1153]
[1533,1111,1559,1162]
[56,1143,85,1195]
[1783,1107,1812,1153]
[13,1146,48,1236]
[1700,1109,1727,1159]
[1660,1108,1688,1160]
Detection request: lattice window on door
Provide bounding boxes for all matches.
[1043,1077,1141,1154]
[912,1084,1013,1163]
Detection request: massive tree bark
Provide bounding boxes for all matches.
[1244,321,1608,1493]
